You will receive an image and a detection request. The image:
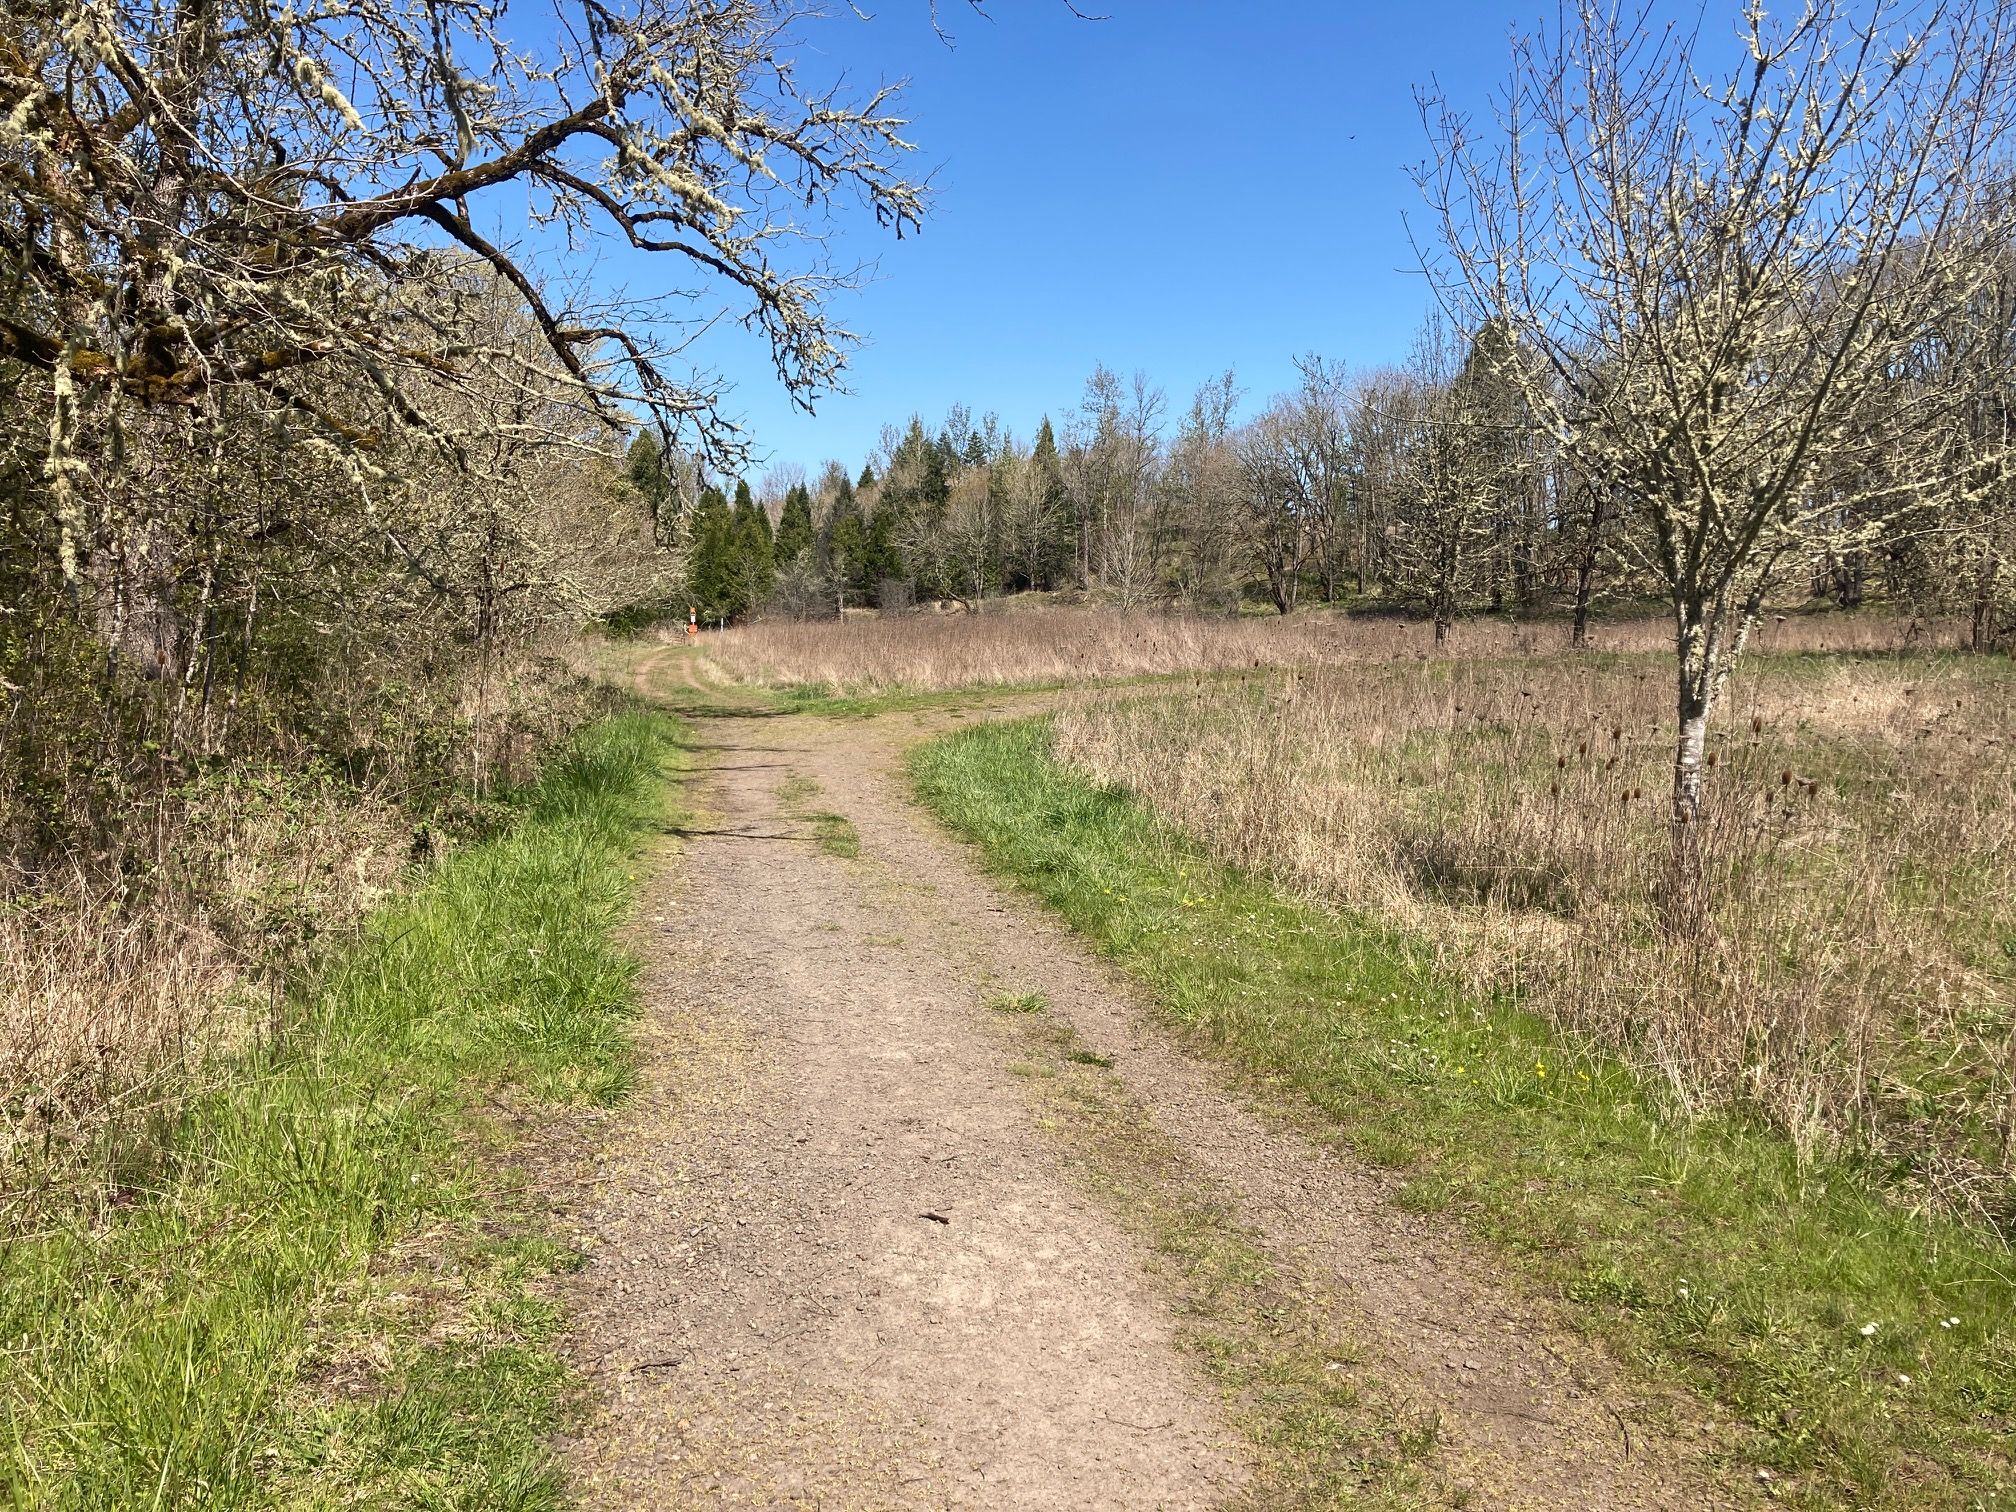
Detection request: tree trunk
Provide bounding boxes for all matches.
[1514,476,1540,606]
[1269,563,1295,615]
[1432,542,1459,646]
[1671,611,1718,826]
[1672,697,1709,827]
[1664,609,1721,933]
[1972,558,2001,652]
[1570,488,1607,648]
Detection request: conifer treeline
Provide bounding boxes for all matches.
[636,337,2013,644]
[631,406,1074,622]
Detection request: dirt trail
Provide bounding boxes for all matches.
[559,653,1742,1509]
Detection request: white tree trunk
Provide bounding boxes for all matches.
[1672,704,1709,827]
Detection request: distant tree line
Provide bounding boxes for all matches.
[693,303,2015,654]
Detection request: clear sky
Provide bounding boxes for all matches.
[654,1,1541,479]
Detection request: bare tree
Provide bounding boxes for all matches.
[996,443,1069,592]
[1163,372,1243,611]
[3,0,927,593]
[1231,359,1354,614]
[758,464,810,521]
[937,466,997,608]
[1344,367,1416,596]
[897,457,991,609]
[1417,0,2016,836]
[1234,406,1313,615]
[1284,356,1356,602]
[1556,454,1622,648]
[1064,366,1164,604]
[1911,235,2016,650]
[1382,318,1517,643]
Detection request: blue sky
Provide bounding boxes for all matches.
[651,1,1541,477]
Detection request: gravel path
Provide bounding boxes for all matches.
[557,665,1742,1509]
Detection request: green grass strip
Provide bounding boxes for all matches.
[1,709,686,1510]
[911,716,2016,1512]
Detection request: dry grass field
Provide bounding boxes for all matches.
[1052,650,2016,1225]
[700,601,1961,694]
[910,632,2016,1505]
[0,778,407,1202]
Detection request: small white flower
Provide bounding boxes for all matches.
[1859,1321,1879,1337]
[1940,1316,1961,1329]
[1897,1373,1912,1386]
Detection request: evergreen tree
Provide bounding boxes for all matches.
[864,506,903,587]
[931,429,961,484]
[731,482,776,609]
[823,475,867,609]
[686,483,745,623]
[775,483,815,565]
[857,462,878,489]
[626,431,677,546]
[889,417,950,516]
[1030,417,1071,587]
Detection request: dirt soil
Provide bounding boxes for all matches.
[555,653,1747,1510]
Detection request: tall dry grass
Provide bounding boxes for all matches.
[0,648,613,1209]
[0,774,408,1206]
[0,903,238,1193]
[702,602,1960,693]
[1052,651,2016,1224]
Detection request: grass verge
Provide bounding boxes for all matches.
[761,678,1073,719]
[911,716,2015,1512]
[1,709,687,1510]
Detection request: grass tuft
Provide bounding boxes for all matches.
[807,811,861,859]
[986,990,1050,1015]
